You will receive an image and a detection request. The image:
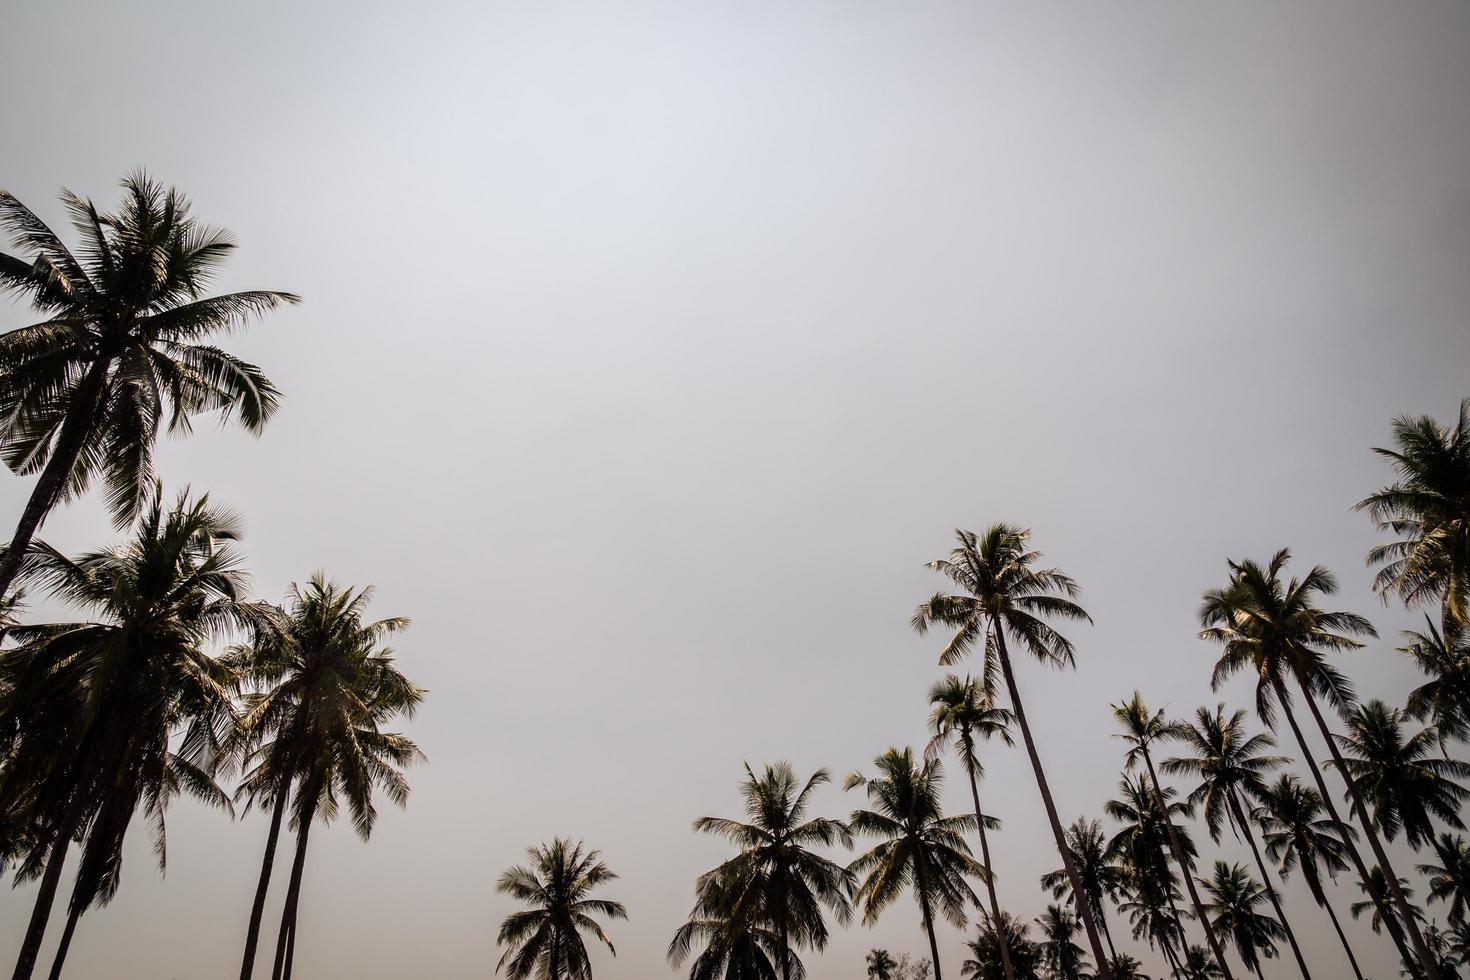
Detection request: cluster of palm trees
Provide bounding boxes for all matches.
[0,176,425,980]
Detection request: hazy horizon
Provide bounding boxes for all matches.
[3,2,1469,978]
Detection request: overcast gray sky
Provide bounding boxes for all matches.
[3,2,1469,978]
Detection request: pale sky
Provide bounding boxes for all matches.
[2,2,1469,978]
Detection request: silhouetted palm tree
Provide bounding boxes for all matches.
[497,838,626,980]
[867,950,899,980]
[1112,693,1234,980]
[1420,835,1470,925]
[1106,954,1146,980]
[669,867,797,980]
[1199,549,1439,977]
[961,913,1042,980]
[1199,863,1282,980]
[1355,399,1470,633]
[1115,867,1186,976]
[927,674,1015,980]
[1351,864,1427,975]
[1178,944,1225,978]
[846,748,984,980]
[1401,620,1470,748]
[1035,905,1090,980]
[1162,705,1308,978]
[691,763,853,980]
[914,525,1110,979]
[1106,775,1195,973]
[1041,819,1127,962]
[0,175,296,602]
[1255,774,1364,980]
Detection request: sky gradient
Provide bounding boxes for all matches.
[3,2,1470,977]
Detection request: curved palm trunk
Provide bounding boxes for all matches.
[240,788,290,980]
[11,794,87,980]
[1138,749,1235,980]
[993,631,1113,980]
[1226,791,1311,979]
[1296,681,1441,980]
[43,903,81,980]
[911,856,945,980]
[270,785,319,980]
[962,745,1016,980]
[0,359,110,602]
[1267,676,1426,977]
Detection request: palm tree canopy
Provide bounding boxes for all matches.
[1253,774,1355,906]
[1333,698,1470,850]
[845,748,985,930]
[1420,834,1470,924]
[1401,619,1470,747]
[498,838,627,980]
[1039,818,1126,927]
[1350,865,1424,935]
[0,175,297,523]
[925,674,1014,774]
[1162,705,1287,843]
[1035,904,1090,980]
[669,867,801,980]
[1179,944,1226,978]
[866,949,898,980]
[961,912,1043,980]
[1199,861,1283,973]
[1354,399,1470,627]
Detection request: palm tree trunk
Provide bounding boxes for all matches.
[281,922,296,980]
[0,358,109,602]
[911,859,945,980]
[779,915,791,980]
[1297,682,1442,980]
[1251,960,1266,980]
[1139,749,1235,980]
[240,788,290,980]
[1267,675,1424,976]
[993,630,1113,980]
[11,794,86,980]
[1317,887,1365,980]
[963,747,1016,980]
[43,902,81,980]
[1098,907,1118,964]
[1226,791,1311,979]
[270,785,319,980]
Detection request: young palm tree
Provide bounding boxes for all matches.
[1351,865,1427,971]
[1198,549,1440,978]
[1040,819,1127,962]
[1420,835,1470,925]
[691,762,853,980]
[1355,399,1470,633]
[1199,863,1282,980]
[0,176,296,602]
[1107,776,1191,974]
[927,674,1015,980]
[845,748,985,980]
[1334,699,1470,863]
[1255,774,1365,980]
[961,913,1042,980]
[1401,620,1470,748]
[669,864,803,980]
[497,838,626,980]
[1178,944,1227,979]
[1035,905,1089,980]
[0,487,270,980]
[1162,705,1310,978]
[868,950,899,980]
[1106,953,1147,980]
[913,525,1110,979]
[1111,693,1235,980]
[1115,868,1187,976]
[229,576,423,980]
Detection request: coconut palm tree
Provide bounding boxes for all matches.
[1198,549,1440,978]
[1115,867,1187,976]
[669,866,797,980]
[1111,693,1235,980]
[845,748,985,980]
[1106,954,1146,980]
[0,175,296,602]
[927,674,1015,980]
[1351,865,1427,972]
[1254,774,1365,980]
[229,576,423,979]
[1162,705,1310,978]
[1041,819,1128,962]
[0,487,270,980]
[1355,399,1470,634]
[961,913,1042,980]
[691,763,853,980]
[913,525,1110,979]
[1334,699,1470,862]
[1035,905,1090,980]
[1401,621,1470,748]
[497,838,626,980]
[1199,863,1282,980]
[1178,944,1225,979]
[1420,835,1470,925]
[868,950,899,980]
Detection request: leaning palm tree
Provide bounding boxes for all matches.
[0,487,270,980]
[927,674,1015,980]
[1401,620,1470,749]
[497,838,626,980]
[845,748,985,980]
[1355,399,1470,633]
[1420,835,1470,926]
[1162,705,1310,978]
[1199,863,1282,980]
[0,175,297,602]
[1035,905,1089,980]
[1040,819,1127,963]
[1199,549,1440,978]
[230,576,424,980]
[1111,693,1235,980]
[1334,699,1470,863]
[691,762,853,980]
[1255,774,1365,980]
[961,913,1043,980]
[913,525,1110,978]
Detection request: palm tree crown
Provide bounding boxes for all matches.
[1420,834,1470,925]
[497,838,627,980]
[1163,705,1286,843]
[1199,862,1283,978]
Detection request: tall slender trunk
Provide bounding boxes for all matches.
[1098,907,1118,963]
[0,359,110,602]
[1227,791,1311,979]
[270,781,319,980]
[963,741,1015,980]
[912,856,944,980]
[993,631,1113,980]
[42,903,81,980]
[1139,749,1235,980]
[281,923,296,980]
[1267,676,1424,976]
[778,912,791,980]
[1298,682,1441,980]
[239,787,290,980]
[11,795,87,980]
[1316,885,1366,980]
